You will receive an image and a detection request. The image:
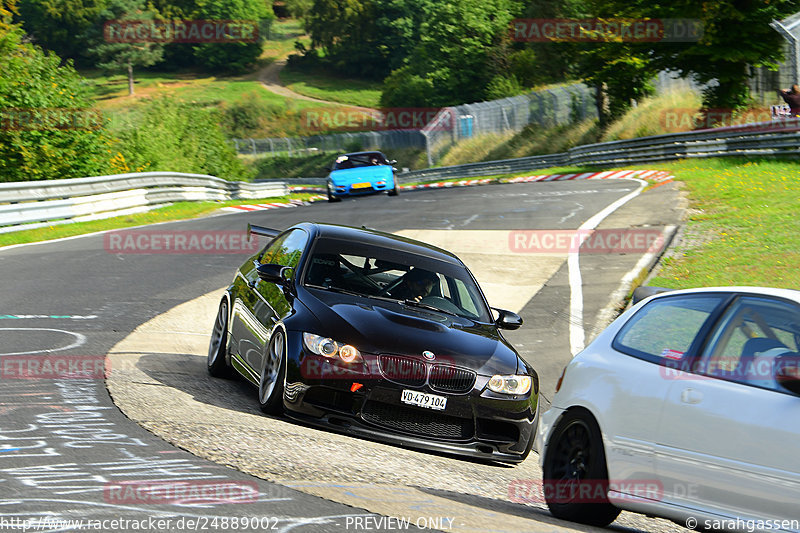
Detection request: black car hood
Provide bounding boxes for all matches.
[297,287,520,375]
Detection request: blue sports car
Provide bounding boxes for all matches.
[326,151,398,202]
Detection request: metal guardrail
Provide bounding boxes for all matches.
[263,119,800,185]
[397,118,800,182]
[5,118,800,233]
[0,172,287,233]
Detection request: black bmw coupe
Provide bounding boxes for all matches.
[208,222,539,463]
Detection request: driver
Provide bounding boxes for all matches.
[391,268,438,302]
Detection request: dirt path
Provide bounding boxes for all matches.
[257,59,376,113]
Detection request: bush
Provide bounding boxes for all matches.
[380,66,435,107]
[219,92,286,138]
[113,97,252,180]
[509,49,540,88]
[485,74,525,101]
[0,26,121,182]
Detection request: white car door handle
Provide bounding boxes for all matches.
[680,388,704,404]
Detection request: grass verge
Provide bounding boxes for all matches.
[280,65,382,109]
[0,194,318,249]
[436,118,601,167]
[642,158,800,289]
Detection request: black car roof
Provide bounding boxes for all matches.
[339,150,383,157]
[297,222,462,265]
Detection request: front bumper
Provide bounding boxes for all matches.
[330,179,393,197]
[284,351,539,463]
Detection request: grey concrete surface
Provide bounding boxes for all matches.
[0,179,686,532]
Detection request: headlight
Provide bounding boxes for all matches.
[487,374,532,395]
[303,333,362,363]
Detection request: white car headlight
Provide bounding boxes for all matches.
[303,332,362,363]
[487,374,532,395]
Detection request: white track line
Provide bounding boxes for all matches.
[568,178,647,356]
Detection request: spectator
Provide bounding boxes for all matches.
[778,84,800,116]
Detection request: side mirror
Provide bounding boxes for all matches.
[257,263,293,285]
[388,159,397,165]
[775,354,800,395]
[494,308,522,330]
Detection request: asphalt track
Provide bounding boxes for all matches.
[0,179,685,532]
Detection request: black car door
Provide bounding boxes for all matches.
[230,229,309,376]
[247,228,309,375]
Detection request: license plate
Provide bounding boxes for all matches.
[401,390,447,410]
[351,182,372,189]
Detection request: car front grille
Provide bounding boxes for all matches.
[361,401,474,440]
[377,355,477,393]
[377,355,427,387]
[429,364,476,394]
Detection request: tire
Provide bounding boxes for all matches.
[387,182,398,196]
[207,299,232,378]
[542,409,621,527]
[258,328,286,415]
[327,181,341,203]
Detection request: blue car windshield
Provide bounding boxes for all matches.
[333,153,386,170]
[302,237,492,322]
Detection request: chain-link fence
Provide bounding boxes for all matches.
[421,83,596,165]
[232,129,426,157]
[234,84,595,164]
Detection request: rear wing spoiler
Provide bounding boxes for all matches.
[247,224,281,243]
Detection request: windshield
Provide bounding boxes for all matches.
[303,237,491,322]
[332,153,387,170]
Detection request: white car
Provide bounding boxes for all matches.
[535,287,800,532]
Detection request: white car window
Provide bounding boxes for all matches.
[698,296,800,390]
[614,296,724,363]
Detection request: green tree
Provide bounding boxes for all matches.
[285,0,314,19]
[189,0,272,72]
[576,43,657,126]
[581,0,798,111]
[515,0,651,127]
[648,0,798,110]
[380,0,523,106]
[0,23,120,182]
[302,0,431,79]
[304,0,374,76]
[16,0,107,64]
[87,0,164,96]
[514,0,586,84]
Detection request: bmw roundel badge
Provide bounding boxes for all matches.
[422,350,435,360]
